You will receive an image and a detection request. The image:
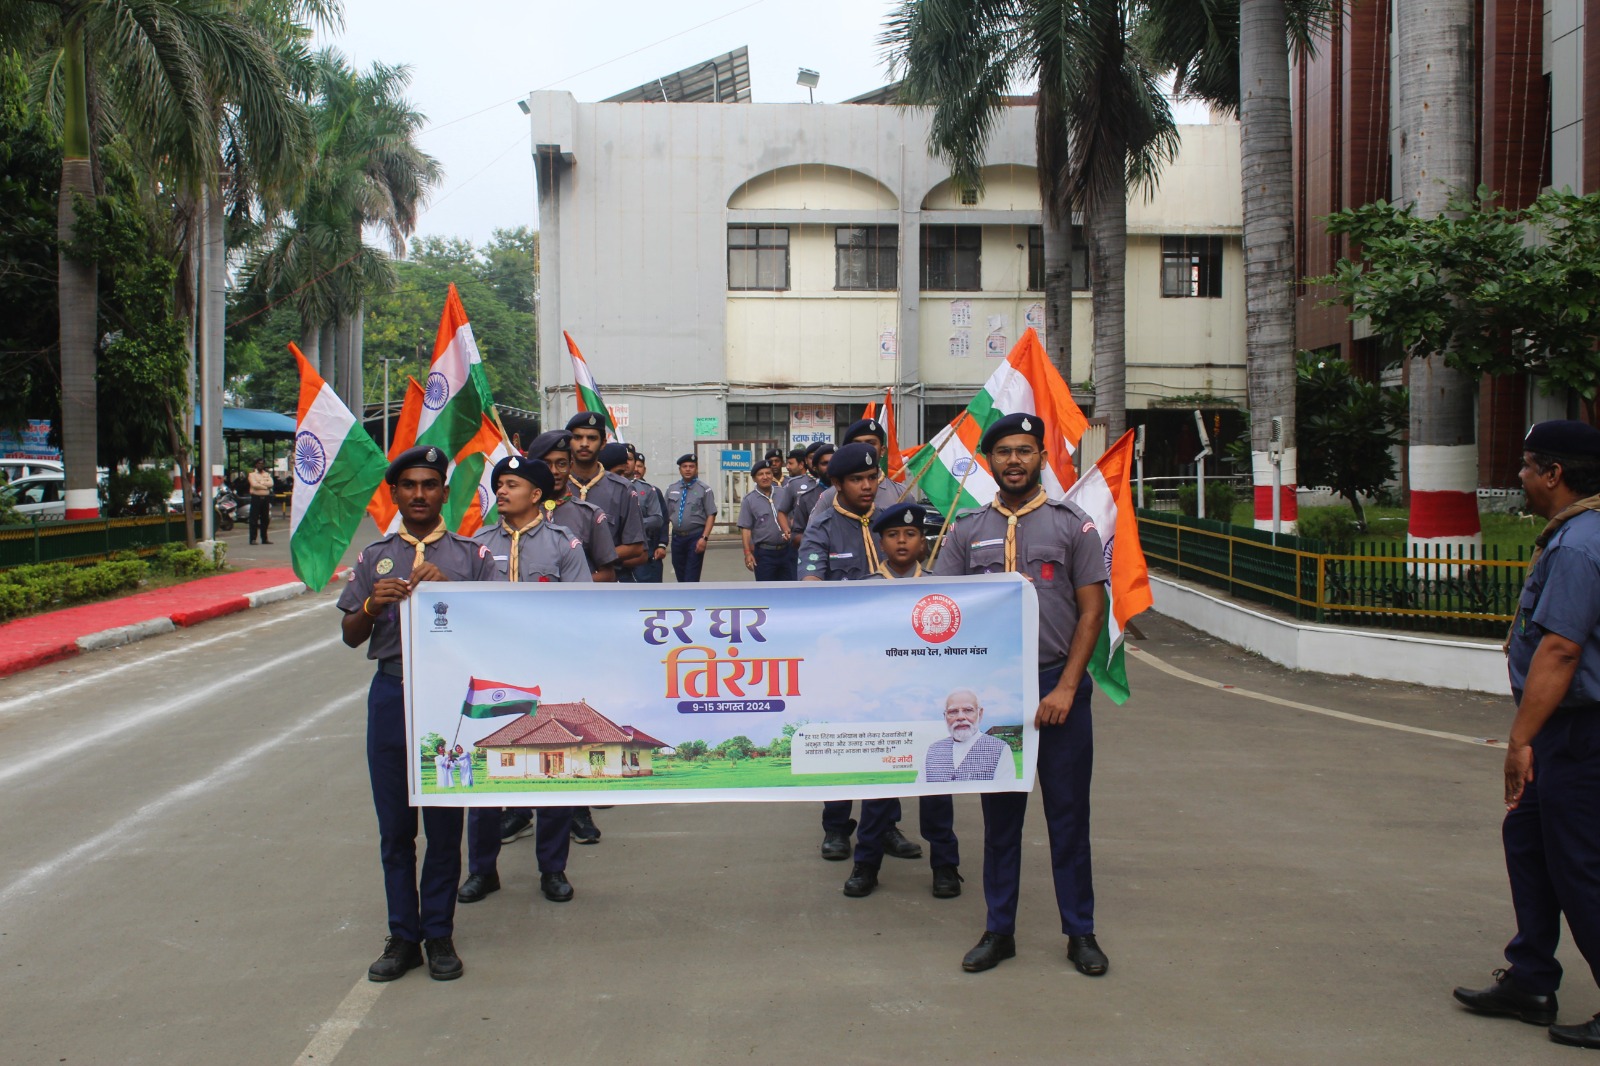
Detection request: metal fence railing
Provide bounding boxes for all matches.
[1135,510,1528,638]
[0,513,201,569]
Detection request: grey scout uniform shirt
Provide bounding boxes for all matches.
[549,496,619,570]
[573,468,646,548]
[1508,509,1600,706]
[339,530,497,662]
[472,519,593,584]
[737,486,788,548]
[808,478,921,524]
[799,505,880,581]
[633,478,664,542]
[932,497,1107,666]
[780,474,819,534]
[667,478,716,534]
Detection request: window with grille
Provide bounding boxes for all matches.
[728,226,790,290]
[835,226,898,290]
[727,403,791,443]
[1161,236,1223,298]
[1027,226,1091,292]
[920,226,982,291]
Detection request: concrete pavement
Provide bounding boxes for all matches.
[0,541,1581,1065]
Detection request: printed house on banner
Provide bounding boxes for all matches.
[475,701,667,779]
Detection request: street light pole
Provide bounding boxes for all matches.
[381,357,392,455]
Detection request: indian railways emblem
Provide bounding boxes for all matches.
[911,593,961,645]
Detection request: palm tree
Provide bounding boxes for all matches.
[1141,0,1331,532]
[885,0,1177,442]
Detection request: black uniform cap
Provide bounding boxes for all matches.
[829,442,879,482]
[804,441,825,459]
[872,503,929,534]
[598,442,632,470]
[491,455,555,496]
[749,463,771,476]
[979,412,1046,455]
[1525,420,1600,459]
[385,445,449,485]
[566,411,606,433]
[765,448,783,460]
[813,443,836,460]
[676,453,697,465]
[525,430,572,460]
[841,418,887,445]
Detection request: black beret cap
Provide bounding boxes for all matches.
[1525,420,1600,459]
[598,442,632,469]
[565,410,606,433]
[804,441,825,458]
[385,445,449,485]
[491,455,555,495]
[979,411,1045,455]
[676,453,697,465]
[625,442,638,458]
[813,443,836,459]
[872,503,928,534]
[829,442,879,481]
[842,418,887,444]
[525,430,572,460]
[749,463,770,476]
[765,448,783,460]
[635,452,647,462]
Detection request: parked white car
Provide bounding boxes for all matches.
[2,473,66,519]
[0,458,64,483]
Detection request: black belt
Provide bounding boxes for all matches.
[1040,659,1069,674]
[377,659,404,678]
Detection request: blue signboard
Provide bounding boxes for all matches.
[720,449,753,467]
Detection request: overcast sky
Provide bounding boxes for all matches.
[319,0,1208,249]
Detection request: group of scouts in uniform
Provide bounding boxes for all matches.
[340,408,1113,984]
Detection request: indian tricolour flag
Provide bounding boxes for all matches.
[461,678,541,719]
[450,417,513,535]
[1064,430,1153,705]
[288,343,389,591]
[564,331,623,441]
[902,328,1088,516]
[415,284,493,458]
[366,375,425,535]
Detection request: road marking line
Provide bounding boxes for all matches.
[0,636,343,785]
[293,977,385,1066]
[0,691,361,911]
[1126,645,1503,748]
[0,598,336,717]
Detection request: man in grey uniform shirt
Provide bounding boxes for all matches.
[523,430,618,582]
[932,410,1109,978]
[565,412,646,569]
[739,461,794,580]
[806,418,920,525]
[666,453,717,583]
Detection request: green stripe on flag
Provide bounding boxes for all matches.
[1085,588,1132,704]
[290,437,388,592]
[445,452,488,529]
[462,698,535,719]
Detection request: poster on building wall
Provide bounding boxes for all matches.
[878,329,898,361]
[402,577,1039,806]
[694,417,720,437]
[0,420,59,460]
[790,406,833,448]
[607,404,630,429]
[949,331,971,359]
[950,299,972,328]
[986,329,1009,358]
[1025,303,1045,333]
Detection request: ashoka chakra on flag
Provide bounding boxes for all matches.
[294,430,327,486]
[492,689,506,702]
[424,371,451,411]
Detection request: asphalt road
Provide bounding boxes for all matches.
[0,540,1584,1065]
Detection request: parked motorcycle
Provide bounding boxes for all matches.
[213,487,239,531]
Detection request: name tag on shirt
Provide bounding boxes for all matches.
[971,538,1004,548]
[829,552,854,560]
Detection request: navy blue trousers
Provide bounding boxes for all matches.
[670,532,705,582]
[467,806,573,876]
[822,798,904,833]
[1503,710,1600,994]
[631,554,665,583]
[980,669,1094,937]
[367,672,462,942]
[856,796,958,868]
[753,544,790,582]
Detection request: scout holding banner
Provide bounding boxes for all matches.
[402,576,1038,806]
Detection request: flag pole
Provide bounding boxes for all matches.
[895,409,972,503]
[487,404,514,451]
[925,450,981,571]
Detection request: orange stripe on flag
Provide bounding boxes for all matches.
[434,283,470,364]
[1011,328,1087,489]
[290,344,324,424]
[1097,431,1153,625]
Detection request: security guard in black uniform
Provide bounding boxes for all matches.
[339,445,497,982]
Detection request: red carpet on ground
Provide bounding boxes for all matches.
[0,567,303,678]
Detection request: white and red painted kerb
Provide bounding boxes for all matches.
[1407,445,1483,553]
[1251,450,1298,533]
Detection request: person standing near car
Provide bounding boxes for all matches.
[247,459,274,545]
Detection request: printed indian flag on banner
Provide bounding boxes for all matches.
[564,331,623,441]
[461,677,541,719]
[416,284,493,458]
[902,328,1088,516]
[1064,430,1153,705]
[288,343,389,591]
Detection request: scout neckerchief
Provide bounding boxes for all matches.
[677,478,695,527]
[755,483,779,530]
[832,497,882,574]
[878,560,923,579]
[397,520,448,571]
[1504,491,1600,650]
[571,466,606,501]
[502,510,545,582]
[991,487,1048,572]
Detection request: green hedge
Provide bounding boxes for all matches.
[0,559,149,621]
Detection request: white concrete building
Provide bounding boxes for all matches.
[525,57,1246,498]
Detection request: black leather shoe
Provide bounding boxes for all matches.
[540,871,574,902]
[843,862,879,898]
[1453,969,1557,1025]
[367,936,422,982]
[1068,934,1109,976]
[570,809,602,844]
[457,871,500,904]
[962,932,1016,973]
[821,818,856,861]
[1551,1014,1600,1047]
[883,826,923,860]
[423,936,463,981]
[931,864,963,899]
